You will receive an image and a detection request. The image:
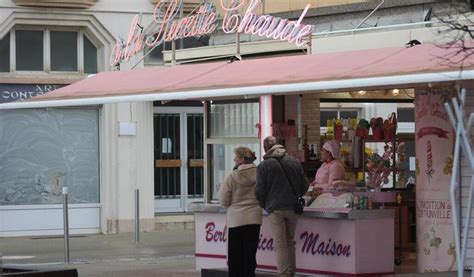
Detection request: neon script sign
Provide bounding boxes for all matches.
[110,0,218,66]
[221,0,313,47]
[110,0,315,66]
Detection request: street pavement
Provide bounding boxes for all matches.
[0,229,199,276]
[0,229,457,276]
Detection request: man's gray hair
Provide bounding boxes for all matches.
[263,136,277,152]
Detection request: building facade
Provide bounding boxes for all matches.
[1,0,473,247]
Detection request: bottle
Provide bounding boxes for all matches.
[309,144,315,158]
[353,196,359,210]
[327,119,334,139]
[335,119,343,141]
[345,193,353,208]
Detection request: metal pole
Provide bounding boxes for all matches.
[179,2,184,50]
[353,0,385,32]
[236,32,241,57]
[135,189,140,244]
[171,40,176,66]
[62,186,70,264]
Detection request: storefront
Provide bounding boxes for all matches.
[1,38,472,273]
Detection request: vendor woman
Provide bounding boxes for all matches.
[309,140,347,193]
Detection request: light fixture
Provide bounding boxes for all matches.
[358,90,366,95]
[392,89,400,96]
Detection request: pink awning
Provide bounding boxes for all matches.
[5,42,474,107]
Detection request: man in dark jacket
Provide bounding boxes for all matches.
[256,136,308,277]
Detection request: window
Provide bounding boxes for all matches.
[50,31,77,71]
[320,109,359,127]
[0,108,100,205]
[206,100,261,201]
[397,108,414,122]
[209,142,261,200]
[16,30,44,71]
[0,33,9,72]
[209,102,259,138]
[145,37,209,65]
[320,111,338,127]
[146,42,172,66]
[397,107,415,133]
[0,28,98,74]
[340,111,359,120]
[83,35,98,74]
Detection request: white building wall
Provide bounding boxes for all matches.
[96,94,156,235]
[0,1,156,235]
[312,24,458,54]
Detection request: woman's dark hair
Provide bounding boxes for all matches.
[234,147,257,164]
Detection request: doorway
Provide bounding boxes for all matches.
[153,107,204,212]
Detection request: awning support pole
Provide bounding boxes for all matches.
[353,0,385,32]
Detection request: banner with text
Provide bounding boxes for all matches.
[415,89,456,272]
[0,84,63,103]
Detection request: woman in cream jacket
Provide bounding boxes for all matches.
[219,147,262,277]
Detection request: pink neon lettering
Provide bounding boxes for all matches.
[124,15,143,62]
[110,42,121,66]
[221,0,314,47]
[148,1,217,45]
[220,0,247,11]
[110,0,218,66]
[257,15,273,37]
[147,0,181,47]
[222,11,241,33]
[110,0,314,66]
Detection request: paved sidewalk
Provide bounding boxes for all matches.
[0,229,199,276]
[0,230,455,276]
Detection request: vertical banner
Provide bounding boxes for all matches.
[415,89,456,272]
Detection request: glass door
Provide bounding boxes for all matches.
[154,108,203,212]
[186,113,204,206]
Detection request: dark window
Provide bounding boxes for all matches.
[182,36,209,48]
[320,111,338,127]
[84,35,97,74]
[146,42,172,65]
[51,31,77,71]
[0,33,9,72]
[340,111,358,120]
[16,30,43,71]
[146,37,208,65]
[398,108,414,122]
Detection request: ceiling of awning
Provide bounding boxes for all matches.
[1,42,474,109]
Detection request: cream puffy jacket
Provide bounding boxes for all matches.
[219,164,263,228]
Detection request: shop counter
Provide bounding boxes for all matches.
[190,203,395,276]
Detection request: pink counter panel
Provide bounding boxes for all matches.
[193,206,395,276]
